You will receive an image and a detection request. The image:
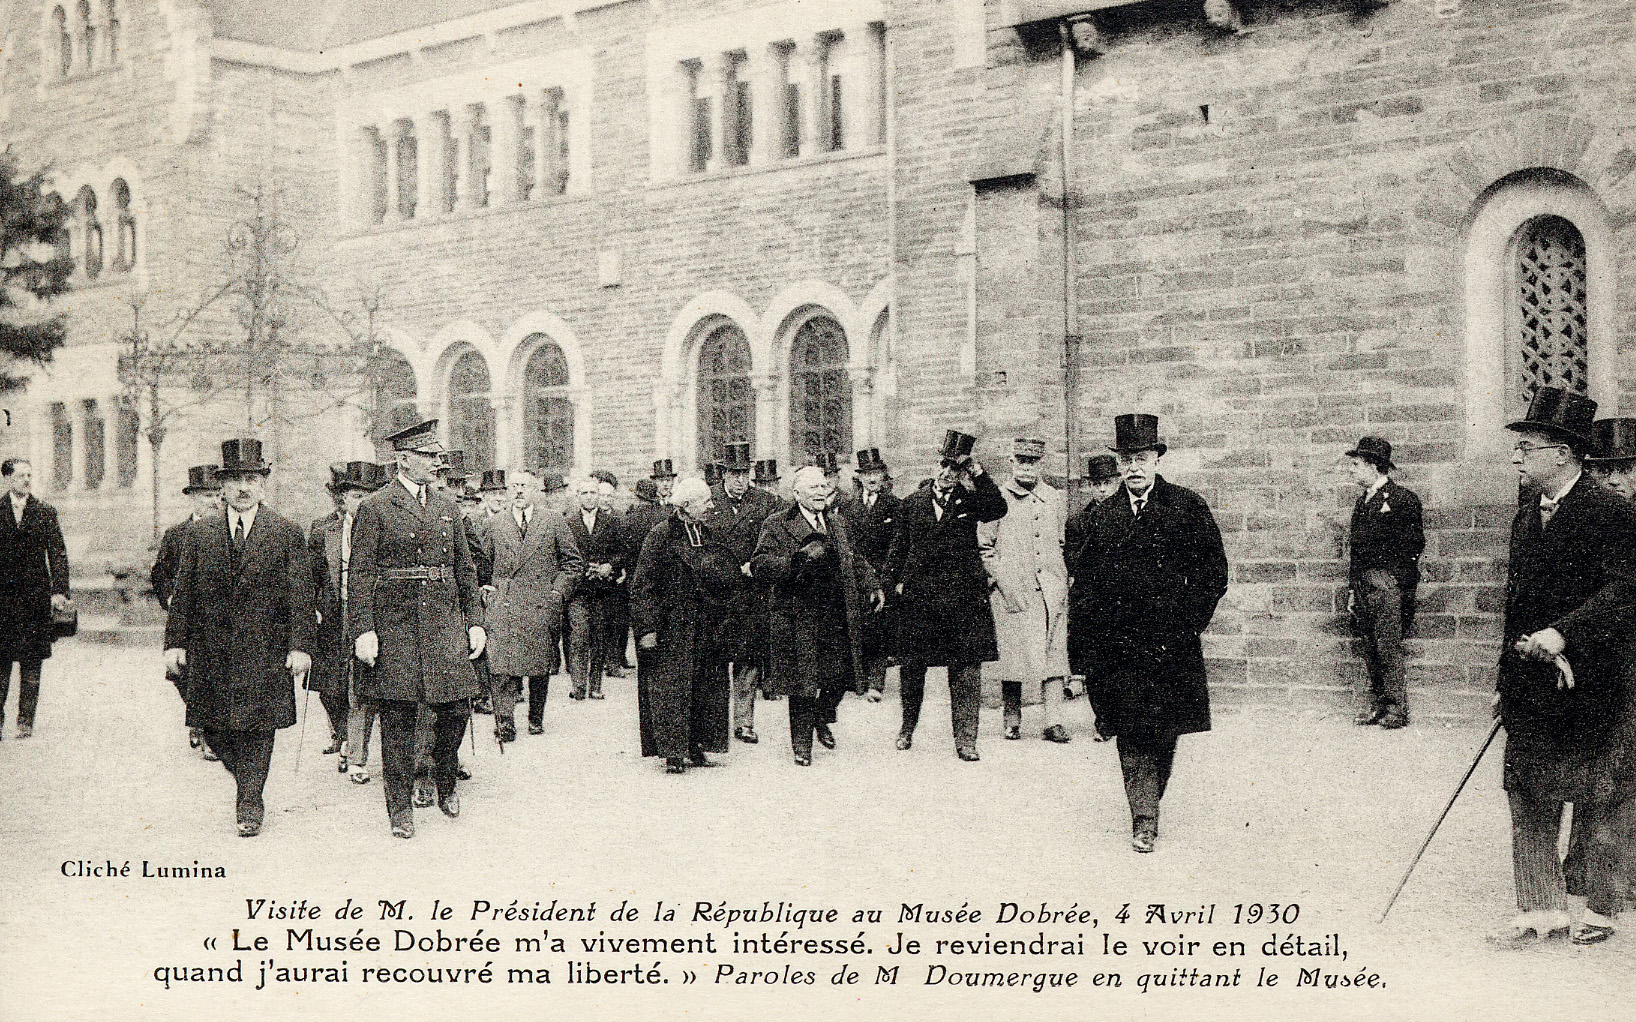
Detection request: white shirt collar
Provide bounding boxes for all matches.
[514,506,532,527]
[1128,486,1152,514]
[1365,476,1388,501]
[228,504,260,534]
[398,475,423,500]
[1543,472,1581,506]
[582,508,598,527]
[801,506,826,531]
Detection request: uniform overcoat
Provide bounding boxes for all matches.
[480,506,583,677]
[0,494,70,662]
[163,507,315,731]
[751,505,877,698]
[1067,476,1228,741]
[882,472,1008,668]
[979,479,1070,683]
[348,479,484,704]
[703,483,781,664]
[629,514,736,758]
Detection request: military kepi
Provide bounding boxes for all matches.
[1587,418,1636,462]
[1344,436,1395,471]
[1506,386,1597,450]
[384,418,445,454]
[183,464,219,493]
[219,438,271,475]
[939,430,977,462]
[1013,437,1046,460]
[1110,414,1166,456]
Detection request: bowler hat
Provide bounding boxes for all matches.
[1085,454,1119,481]
[182,464,219,493]
[813,451,842,475]
[218,438,271,475]
[1587,418,1636,462]
[478,469,508,492]
[1507,386,1598,450]
[1110,414,1166,456]
[1344,436,1396,471]
[754,459,780,484]
[384,419,444,454]
[651,459,677,479]
[722,443,753,472]
[855,448,888,474]
[634,477,660,501]
[938,430,977,462]
[540,472,568,494]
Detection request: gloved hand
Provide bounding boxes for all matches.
[355,630,379,666]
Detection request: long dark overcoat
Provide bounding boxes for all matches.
[623,499,669,558]
[1067,476,1228,741]
[348,480,484,704]
[629,514,736,758]
[480,506,582,678]
[751,505,877,697]
[882,471,1008,668]
[151,515,199,609]
[1499,475,1636,778]
[306,511,349,697]
[163,507,315,731]
[838,489,902,661]
[703,483,781,665]
[0,494,70,662]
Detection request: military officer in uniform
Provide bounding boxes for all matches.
[349,420,486,839]
[837,448,900,702]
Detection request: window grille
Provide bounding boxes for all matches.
[696,322,754,466]
[788,315,851,460]
[1516,214,1589,402]
[522,337,574,475]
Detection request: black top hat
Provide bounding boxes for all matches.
[651,458,677,479]
[1084,454,1119,481]
[182,464,219,493]
[1344,436,1395,471]
[634,477,660,501]
[703,462,725,487]
[1110,414,1166,456]
[437,450,469,479]
[218,438,271,475]
[329,460,378,492]
[754,459,780,484]
[1588,418,1636,462]
[540,472,568,494]
[384,419,444,454]
[1507,386,1598,450]
[813,451,842,475]
[478,469,508,492]
[722,443,753,472]
[372,463,395,489]
[938,430,977,462]
[856,448,889,473]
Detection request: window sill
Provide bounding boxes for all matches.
[336,190,593,241]
[655,144,887,188]
[41,63,127,89]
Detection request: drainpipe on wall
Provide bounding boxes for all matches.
[1058,20,1079,492]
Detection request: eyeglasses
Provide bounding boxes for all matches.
[1512,442,1568,455]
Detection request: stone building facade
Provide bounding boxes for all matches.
[1,0,1630,715]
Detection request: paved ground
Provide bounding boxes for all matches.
[1,639,1631,1021]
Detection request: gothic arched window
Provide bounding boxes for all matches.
[696,321,754,466]
[112,178,135,270]
[447,350,496,470]
[1514,214,1589,403]
[52,7,71,76]
[787,313,851,461]
[76,185,102,279]
[522,336,574,475]
[371,350,419,441]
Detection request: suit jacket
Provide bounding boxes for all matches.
[1349,478,1425,592]
[152,514,202,609]
[883,471,1008,668]
[565,506,626,600]
[349,478,484,704]
[163,506,315,731]
[838,490,903,569]
[0,493,70,662]
[480,505,583,676]
[1066,476,1229,739]
[1499,474,1636,765]
[751,504,878,696]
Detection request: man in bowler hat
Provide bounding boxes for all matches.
[1491,387,1636,947]
[349,420,486,838]
[883,430,1008,760]
[152,463,221,756]
[1065,453,1123,712]
[838,448,901,701]
[1344,437,1424,729]
[162,439,314,837]
[1068,414,1228,852]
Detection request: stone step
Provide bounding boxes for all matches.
[72,620,164,647]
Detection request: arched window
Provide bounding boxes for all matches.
[112,178,135,270]
[696,321,754,466]
[52,7,71,76]
[1513,214,1588,403]
[787,313,851,461]
[76,185,102,279]
[447,349,496,471]
[371,350,419,441]
[521,336,574,475]
[77,0,94,71]
[103,0,119,63]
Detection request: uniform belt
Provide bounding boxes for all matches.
[382,566,454,581]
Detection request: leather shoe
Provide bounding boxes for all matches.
[957,748,980,762]
[457,766,472,781]
[391,820,415,839]
[1378,710,1409,730]
[665,758,687,774]
[322,738,343,755]
[1004,725,1022,740]
[15,724,31,739]
[201,744,220,762]
[528,721,544,735]
[496,719,516,744]
[1354,707,1384,726]
[569,691,586,701]
[589,689,605,700]
[237,821,261,838]
[604,665,625,679]
[815,724,836,750]
[413,778,435,808]
[793,754,812,766]
[1042,724,1072,744]
[438,792,460,819]
[866,690,883,703]
[734,726,759,744]
[894,733,912,751]
[688,748,718,768]
[349,766,371,784]
[1486,925,1567,950]
[1572,923,1615,945]
[189,728,203,749]
[1132,830,1156,853]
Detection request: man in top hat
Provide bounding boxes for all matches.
[1491,387,1636,947]
[349,420,486,839]
[539,472,570,513]
[651,459,678,502]
[564,474,627,701]
[753,459,783,500]
[1343,436,1424,730]
[152,463,221,756]
[308,463,378,770]
[162,439,314,837]
[704,442,783,743]
[1065,453,1124,715]
[883,430,1008,760]
[753,466,885,765]
[838,448,901,701]
[980,438,1072,743]
[1067,414,1228,853]
[1586,419,1636,501]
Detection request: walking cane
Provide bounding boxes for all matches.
[294,667,312,774]
[1377,717,1503,922]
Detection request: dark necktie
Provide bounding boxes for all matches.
[232,515,246,560]
[814,511,827,534]
[417,486,427,508]
[934,489,950,514]
[1133,496,1147,517]
[1539,497,1559,528]
[518,511,528,541]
